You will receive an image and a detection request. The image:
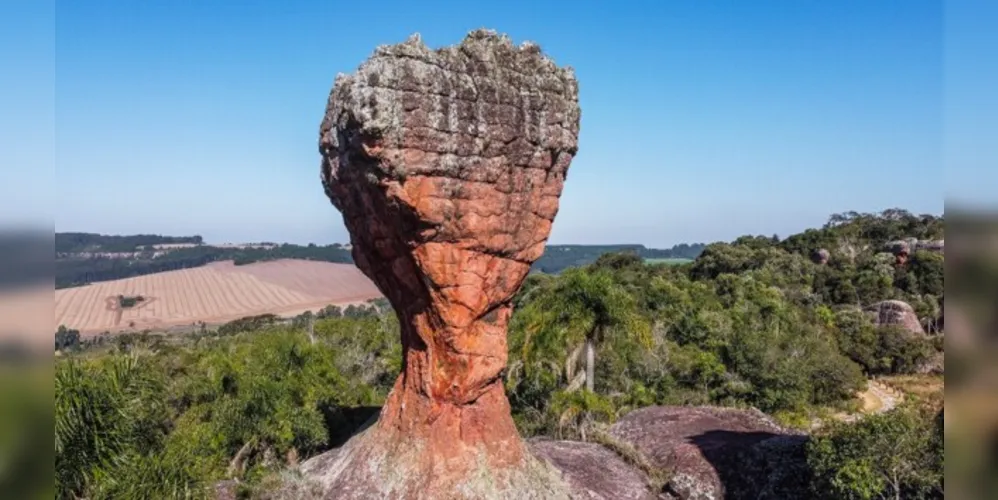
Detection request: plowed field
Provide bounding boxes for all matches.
[54,259,382,334]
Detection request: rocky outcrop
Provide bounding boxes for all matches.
[865,300,925,336]
[608,406,809,500]
[811,248,830,265]
[308,29,580,498]
[530,439,658,500]
[886,238,944,265]
[915,239,944,253]
[885,240,911,265]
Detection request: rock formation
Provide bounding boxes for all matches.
[530,439,658,499]
[608,406,808,500]
[811,248,830,265]
[865,299,925,336]
[307,29,580,498]
[885,240,911,265]
[916,239,945,253]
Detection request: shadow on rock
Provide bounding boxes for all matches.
[320,405,381,449]
[609,406,812,500]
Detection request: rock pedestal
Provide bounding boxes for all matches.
[308,29,580,498]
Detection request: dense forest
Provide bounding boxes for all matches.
[56,233,204,253]
[54,209,944,499]
[532,243,705,273]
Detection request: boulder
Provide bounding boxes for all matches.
[915,239,944,253]
[306,29,581,499]
[864,300,926,336]
[811,248,830,265]
[885,240,911,255]
[530,439,657,500]
[608,406,809,500]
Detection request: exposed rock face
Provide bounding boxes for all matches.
[865,299,926,336]
[529,439,658,500]
[885,240,911,265]
[608,406,808,500]
[811,248,830,265]
[916,239,945,253]
[310,29,580,498]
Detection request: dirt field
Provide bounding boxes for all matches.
[54,259,383,335]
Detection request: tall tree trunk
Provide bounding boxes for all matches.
[565,343,584,383]
[585,338,595,392]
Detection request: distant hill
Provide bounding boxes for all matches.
[54,232,704,288]
[55,233,353,288]
[56,232,204,253]
[532,243,705,274]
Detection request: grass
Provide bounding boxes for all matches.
[880,374,943,406]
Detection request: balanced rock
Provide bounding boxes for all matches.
[307,29,581,499]
[865,300,925,336]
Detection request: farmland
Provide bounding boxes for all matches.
[53,259,382,335]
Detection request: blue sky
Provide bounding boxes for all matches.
[8,0,981,246]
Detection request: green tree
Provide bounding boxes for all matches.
[55,325,81,352]
[807,405,943,499]
[517,267,651,393]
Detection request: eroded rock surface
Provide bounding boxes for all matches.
[309,29,580,499]
[811,248,830,265]
[609,406,808,500]
[530,439,657,500]
[865,299,925,336]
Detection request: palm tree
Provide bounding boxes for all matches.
[518,267,651,393]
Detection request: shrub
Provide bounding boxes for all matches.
[807,405,943,499]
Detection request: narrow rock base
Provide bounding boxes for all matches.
[301,416,571,499]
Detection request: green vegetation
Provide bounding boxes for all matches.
[807,404,943,499]
[56,233,203,253]
[55,316,400,499]
[643,257,694,265]
[54,208,943,498]
[55,325,81,352]
[117,294,145,308]
[532,243,705,274]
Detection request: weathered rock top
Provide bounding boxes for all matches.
[320,28,581,266]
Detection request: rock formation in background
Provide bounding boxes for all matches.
[811,248,830,265]
[885,240,911,266]
[865,299,926,336]
[916,239,945,253]
[885,238,945,266]
[307,29,580,498]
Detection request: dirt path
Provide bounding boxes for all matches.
[812,379,903,430]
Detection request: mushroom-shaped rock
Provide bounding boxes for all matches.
[307,29,581,499]
[608,406,808,500]
[864,299,926,336]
